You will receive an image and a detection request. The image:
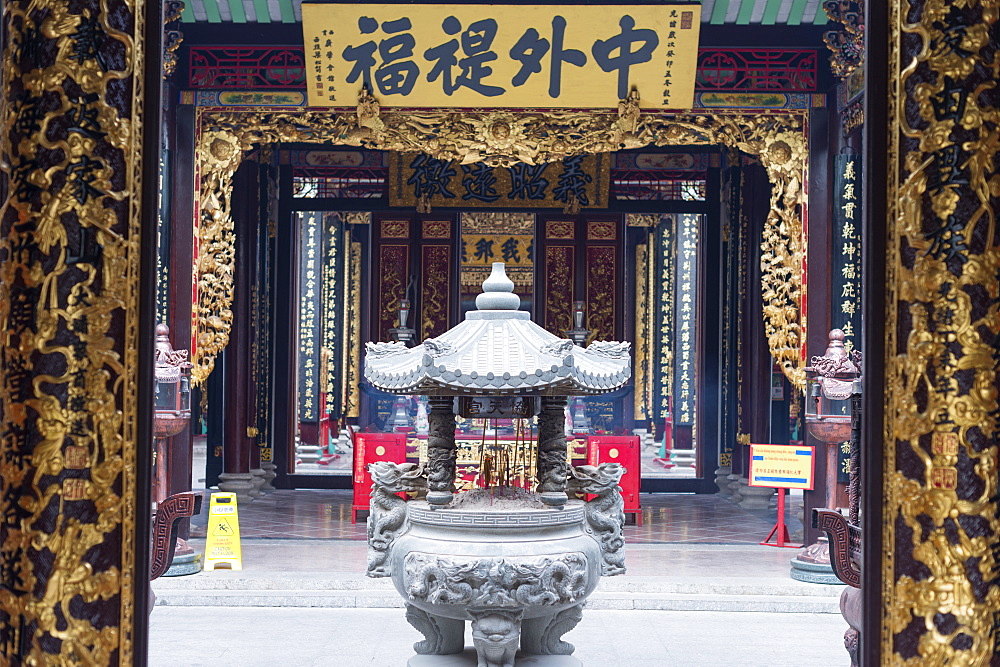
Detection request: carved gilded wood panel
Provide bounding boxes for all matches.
[0,0,154,659]
[879,0,1000,662]
[543,245,575,337]
[343,240,362,418]
[376,245,409,343]
[421,245,451,340]
[191,104,809,388]
[585,245,618,343]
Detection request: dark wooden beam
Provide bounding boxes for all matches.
[222,159,258,476]
[802,104,833,543]
[861,0,888,662]
[167,90,197,516]
[697,167,723,485]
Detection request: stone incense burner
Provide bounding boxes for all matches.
[363,263,631,667]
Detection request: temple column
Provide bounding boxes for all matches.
[537,396,569,507]
[217,158,258,503]
[736,163,775,510]
[0,0,160,655]
[863,3,1000,661]
[166,89,197,511]
[425,396,457,505]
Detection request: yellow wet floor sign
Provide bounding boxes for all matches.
[204,492,243,570]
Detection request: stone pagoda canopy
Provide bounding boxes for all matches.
[364,263,631,397]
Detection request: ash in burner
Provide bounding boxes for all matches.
[448,486,546,511]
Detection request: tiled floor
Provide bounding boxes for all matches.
[190,488,801,545]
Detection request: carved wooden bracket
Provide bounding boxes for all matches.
[150,492,203,580]
[813,509,861,589]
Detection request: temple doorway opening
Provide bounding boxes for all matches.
[218,145,743,503]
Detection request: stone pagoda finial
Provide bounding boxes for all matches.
[475,262,520,311]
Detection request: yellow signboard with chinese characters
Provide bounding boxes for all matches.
[203,492,243,570]
[748,444,816,491]
[301,4,701,108]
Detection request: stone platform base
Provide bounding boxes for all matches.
[163,550,202,576]
[408,649,582,666]
[789,556,844,585]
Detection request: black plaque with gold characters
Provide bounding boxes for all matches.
[390,153,610,210]
[459,396,539,419]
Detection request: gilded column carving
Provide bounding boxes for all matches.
[822,0,864,79]
[633,242,651,420]
[343,240,362,418]
[191,127,242,384]
[882,0,1000,663]
[627,214,662,417]
[194,107,809,388]
[0,0,152,658]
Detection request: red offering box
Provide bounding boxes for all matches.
[587,435,642,525]
[352,433,407,523]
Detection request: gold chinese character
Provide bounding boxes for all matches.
[841,283,856,298]
[841,264,856,280]
[843,183,856,201]
[843,161,856,180]
[842,322,855,336]
[842,202,857,220]
[842,242,857,258]
[841,301,857,315]
[843,222,855,238]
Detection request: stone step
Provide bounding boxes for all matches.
[150,587,840,613]
[151,573,843,613]
[152,573,842,598]
[586,592,839,613]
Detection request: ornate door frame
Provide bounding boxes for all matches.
[861,1,1000,663]
[189,101,811,394]
[4,1,999,663]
